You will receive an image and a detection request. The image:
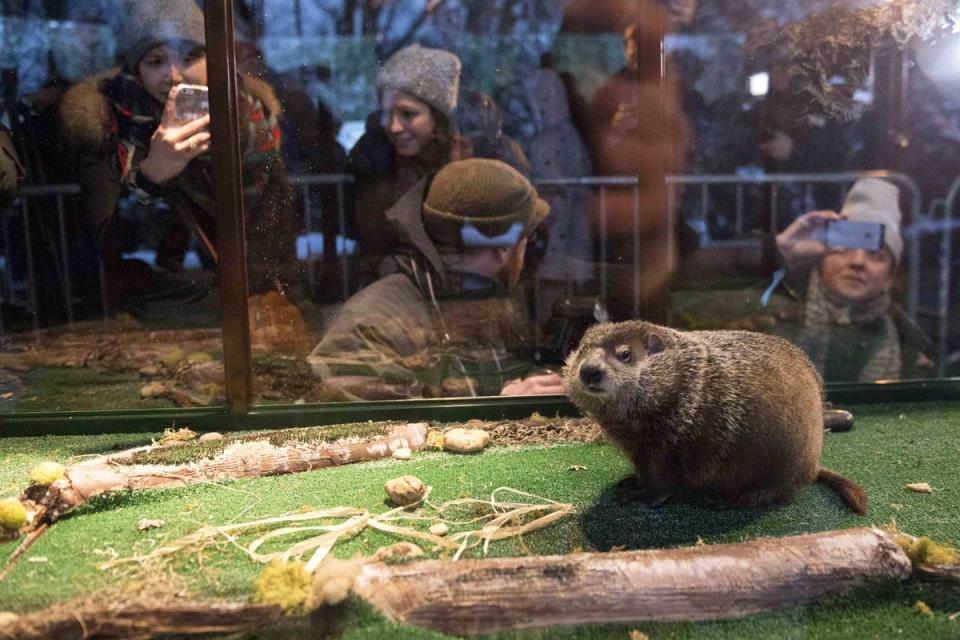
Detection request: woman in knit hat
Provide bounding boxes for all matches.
[347,43,464,285]
[771,178,934,382]
[60,0,304,349]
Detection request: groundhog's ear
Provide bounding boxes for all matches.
[647,333,664,354]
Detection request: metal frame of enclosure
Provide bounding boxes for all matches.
[0,0,958,436]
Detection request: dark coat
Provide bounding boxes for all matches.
[59,68,296,295]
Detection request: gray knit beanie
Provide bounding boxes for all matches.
[117,0,206,68]
[376,44,461,118]
[839,178,903,264]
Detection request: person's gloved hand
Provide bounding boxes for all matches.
[140,86,211,184]
[500,372,566,396]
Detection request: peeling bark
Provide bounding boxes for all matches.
[352,527,913,636]
[21,423,429,528]
[3,603,283,640]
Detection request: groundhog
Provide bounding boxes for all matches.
[563,320,867,514]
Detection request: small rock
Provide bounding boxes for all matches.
[392,447,412,460]
[569,465,587,472]
[140,382,168,399]
[429,522,449,536]
[906,482,933,493]
[198,432,223,443]
[384,475,426,507]
[375,541,423,562]
[443,428,490,453]
[138,365,159,377]
[135,518,165,531]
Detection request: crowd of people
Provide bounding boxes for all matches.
[0,0,938,398]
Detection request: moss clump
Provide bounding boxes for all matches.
[253,560,312,613]
[29,461,65,485]
[0,498,27,531]
[158,346,185,370]
[907,536,959,566]
[158,428,198,445]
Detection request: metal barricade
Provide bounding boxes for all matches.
[288,173,355,302]
[0,183,90,333]
[924,176,960,376]
[534,171,923,323]
[4,171,950,377]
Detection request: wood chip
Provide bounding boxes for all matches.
[905,483,933,493]
[136,518,165,531]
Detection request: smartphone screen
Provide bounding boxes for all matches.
[824,219,885,252]
[173,84,209,123]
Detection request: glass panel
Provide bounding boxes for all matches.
[235,0,960,404]
[0,2,225,412]
[3,1,959,410]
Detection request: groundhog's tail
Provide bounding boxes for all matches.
[816,468,868,514]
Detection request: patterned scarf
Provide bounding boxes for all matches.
[801,269,901,382]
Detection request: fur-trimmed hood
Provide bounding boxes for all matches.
[60,68,283,151]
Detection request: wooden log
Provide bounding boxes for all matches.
[352,527,912,636]
[4,603,283,640]
[20,423,428,527]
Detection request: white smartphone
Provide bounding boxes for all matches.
[173,84,209,122]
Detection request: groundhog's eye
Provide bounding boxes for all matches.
[615,346,632,363]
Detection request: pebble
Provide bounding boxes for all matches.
[139,382,167,399]
[384,475,426,507]
[392,447,412,460]
[198,432,223,442]
[443,428,491,453]
[429,522,449,536]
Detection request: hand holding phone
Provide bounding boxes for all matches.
[140,85,211,184]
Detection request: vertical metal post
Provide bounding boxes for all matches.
[632,184,640,319]
[302,183,315,297]
[599,186,608,309]
[700,183,709,245]
[336,180,349,300]
[20,198,38,330]
[56,195,74,325]
[735,183,743,237]
[205,0,253,414]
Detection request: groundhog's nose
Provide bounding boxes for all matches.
[579,364,604,387]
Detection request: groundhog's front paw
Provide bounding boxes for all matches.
[613,476,672,508]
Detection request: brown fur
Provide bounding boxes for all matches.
[563,320,867,514]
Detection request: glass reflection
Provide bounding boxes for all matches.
[1,1,959,410]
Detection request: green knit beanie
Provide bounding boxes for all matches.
[422,159,550,249]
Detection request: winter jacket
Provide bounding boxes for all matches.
[308,179,535,400]
[59,68,296,294]
[767,269,935,383]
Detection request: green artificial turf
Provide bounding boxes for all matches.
[0,401,958,639]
